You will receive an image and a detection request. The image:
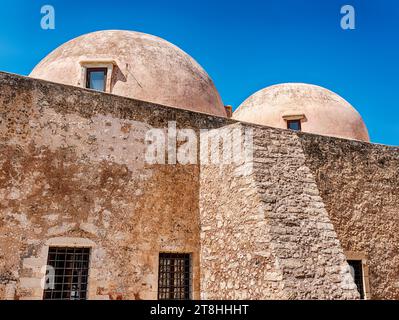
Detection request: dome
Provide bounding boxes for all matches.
[233,83,369,142]
[30,30,226,117]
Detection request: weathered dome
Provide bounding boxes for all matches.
[233,83,369,142]
[30,30,226,117]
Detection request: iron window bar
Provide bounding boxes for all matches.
[158,253,191,300]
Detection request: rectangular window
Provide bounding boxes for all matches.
[287,119,301,131]
[348,260,365,299]
[86,68,107,92]
[43,247,90,300]
[158,253,191,300]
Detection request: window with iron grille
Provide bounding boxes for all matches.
[348,260,365,299]
[158,253,191,300]
[43,247,90,300]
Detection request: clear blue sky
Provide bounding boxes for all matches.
[1,0,398,145]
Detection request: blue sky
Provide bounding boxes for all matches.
[0,0,398,145]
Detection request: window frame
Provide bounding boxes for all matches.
[85,67,108,92]
[347,259,365,299]
[79,60,115,93]
[157,252,192,300]
[345,251,371,300]
[42,246,91,300]
[287,119,302,131]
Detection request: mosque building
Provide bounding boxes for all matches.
[0,30,398,300]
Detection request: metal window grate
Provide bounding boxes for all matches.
[348,260,365,299]
[43,247,90,300]
[158,253,191,300]
[86,67,107,92]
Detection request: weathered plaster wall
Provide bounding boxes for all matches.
[0,71,232,300]
[199,123,360,299]
[299,134,399,299]
[1,71,398,300]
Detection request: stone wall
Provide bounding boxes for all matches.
[199,124,360,299]
[199,123,285,299]
[299,133,399,299]
[1,71,398,300]
[0,71,232,300]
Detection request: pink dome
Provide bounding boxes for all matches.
[233,83,369,142]
[30,30,226,117]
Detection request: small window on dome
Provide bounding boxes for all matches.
[287,119,301,131]
[86,68,107,92]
